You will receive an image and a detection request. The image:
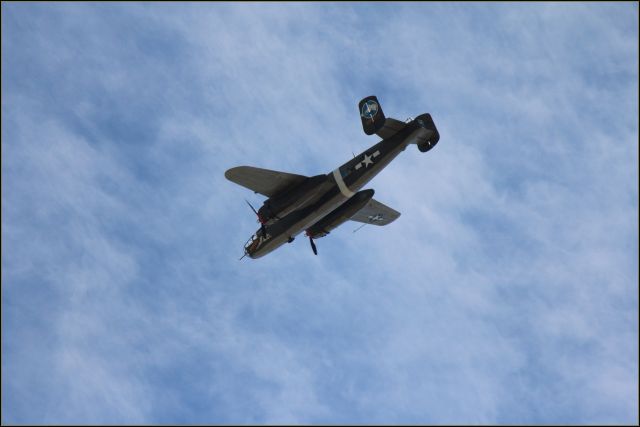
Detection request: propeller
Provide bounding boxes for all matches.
[309,236,318,255]
[245,199,266,236]
[245,199,259,216]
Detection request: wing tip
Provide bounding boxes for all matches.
[225,166,250,181]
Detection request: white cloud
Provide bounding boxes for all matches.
[2,2,637,425]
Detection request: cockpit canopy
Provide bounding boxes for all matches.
[244,233,261,255]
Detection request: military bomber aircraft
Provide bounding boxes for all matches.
[225,96,440,259]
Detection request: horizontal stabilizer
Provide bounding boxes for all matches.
[376,117,407,140]
[225,166,308,198]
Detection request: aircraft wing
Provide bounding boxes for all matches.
[225,166,308,197]
[350,198,401,226]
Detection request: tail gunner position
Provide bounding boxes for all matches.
[225,96,440,259]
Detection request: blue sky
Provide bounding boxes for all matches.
[2,2,638,424]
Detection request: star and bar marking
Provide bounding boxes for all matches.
[354,150,380,170]
[368,214,384,223]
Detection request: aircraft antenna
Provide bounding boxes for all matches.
[352,223,367,233]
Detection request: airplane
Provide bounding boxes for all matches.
[225,95,440,259]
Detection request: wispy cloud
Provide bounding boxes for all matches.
[2,2,637,424]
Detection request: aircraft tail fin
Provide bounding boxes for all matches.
[358,95,386,136]
[358,96,409,140]
[413,113,440,153]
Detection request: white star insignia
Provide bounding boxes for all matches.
[368,214,384,222]
[362,154,373,168]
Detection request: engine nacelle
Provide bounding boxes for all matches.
[306,189,375,238]
[258,175,327,223]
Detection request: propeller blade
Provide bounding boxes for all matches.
[245,199,259,216]
[309,236,318,255]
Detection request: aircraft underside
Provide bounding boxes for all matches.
[225,96,440,259]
